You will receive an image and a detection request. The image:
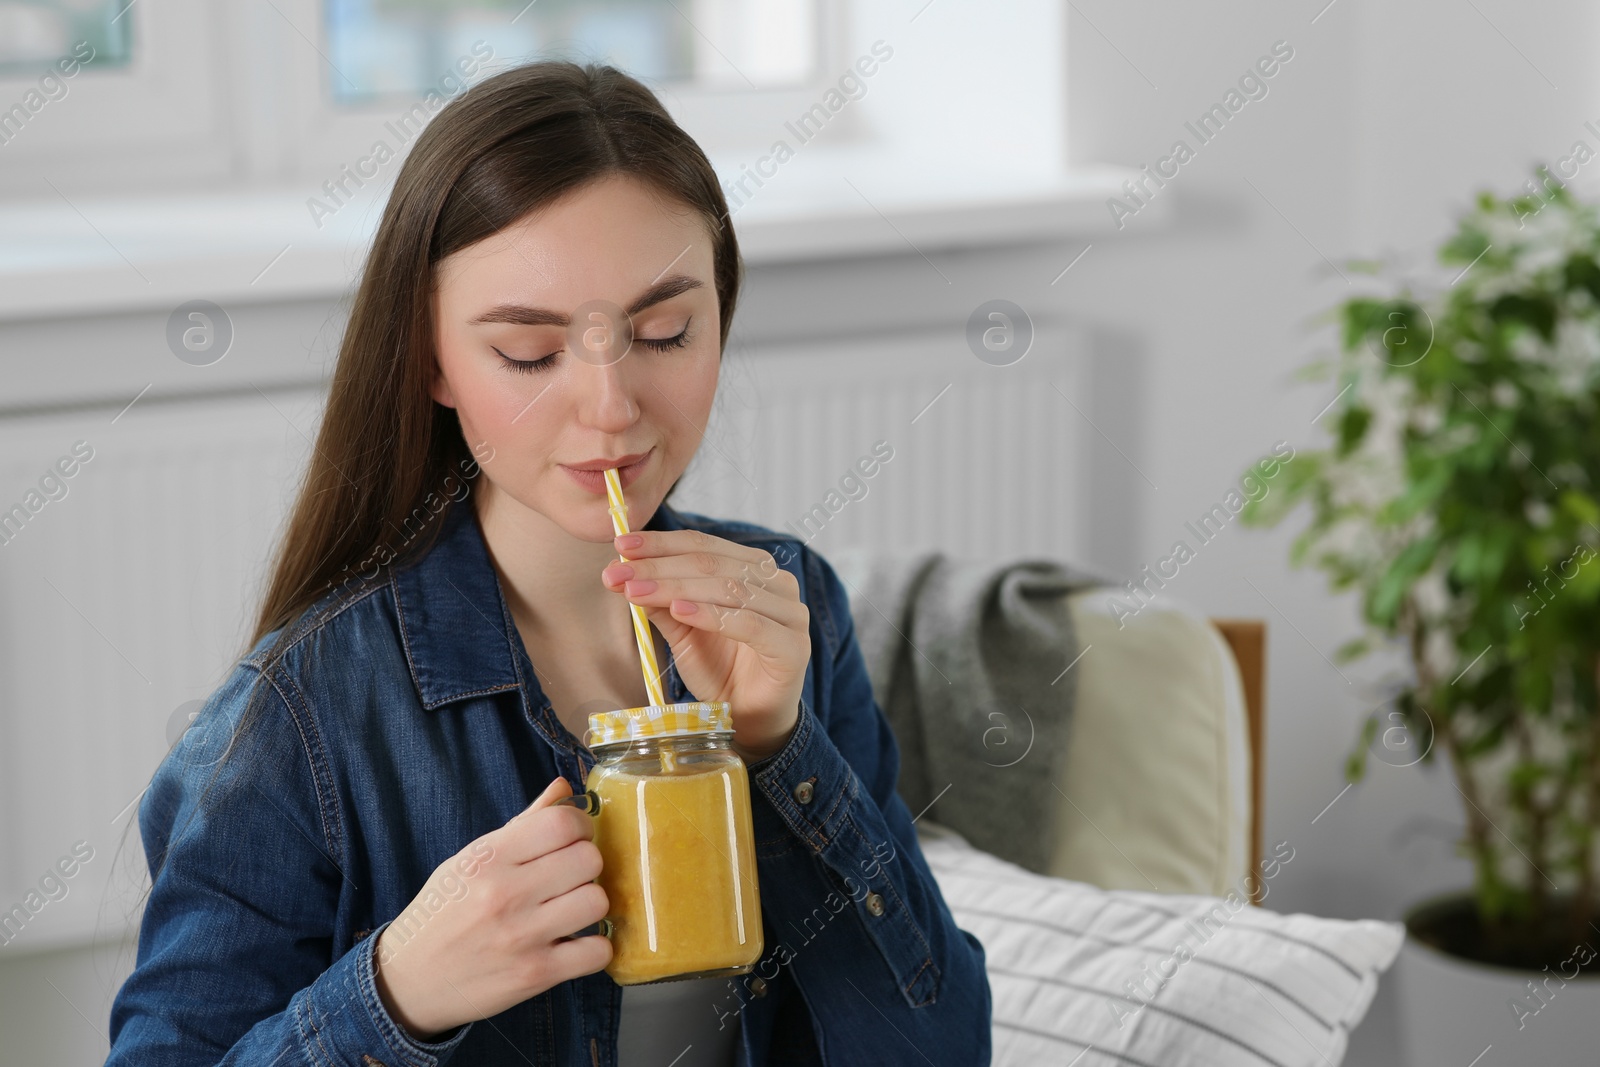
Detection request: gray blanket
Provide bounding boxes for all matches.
[827,548,1113,874]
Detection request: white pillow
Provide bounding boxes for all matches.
[919,822,1404,1067]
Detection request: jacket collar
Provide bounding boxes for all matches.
[391,496,687,710]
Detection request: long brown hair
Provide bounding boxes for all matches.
[248,59,742,655]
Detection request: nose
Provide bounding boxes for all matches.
[576,359,640,433]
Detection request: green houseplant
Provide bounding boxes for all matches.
[1241,171,1600,977]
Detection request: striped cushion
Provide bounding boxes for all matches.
[919,823,1403,1066]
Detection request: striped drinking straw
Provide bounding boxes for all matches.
[603,466,668,709]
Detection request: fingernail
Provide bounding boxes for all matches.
[606,564,634,582]
[616,534,643,550]
[515,783,556,819]
[672,599,699,615]
[625,579,657,596]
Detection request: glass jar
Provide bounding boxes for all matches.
[581,701,764,986]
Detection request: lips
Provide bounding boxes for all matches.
[560,448,654,494]
[563,451,651,472]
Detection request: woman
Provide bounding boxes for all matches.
[106,60,991,1066]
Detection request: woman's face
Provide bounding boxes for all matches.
[431,173,721,543]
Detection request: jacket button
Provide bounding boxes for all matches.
[793,779,814,805]
[354,928,371,941]
[750,976,768,997]
[865,893,885,916]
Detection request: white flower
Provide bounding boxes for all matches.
[1550,317,1600,393]
[1410,403,1444,433]
[1510,329,1543,361]
[1479,213,1528,249]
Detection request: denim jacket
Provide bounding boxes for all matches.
[106,497,992,1066]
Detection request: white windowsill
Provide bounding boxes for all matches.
[0,162,1154,324]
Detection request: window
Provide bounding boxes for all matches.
[323,0,818,105]
[0,0,1078,290]
[0,0,132,75]
[0,0,831,197]
[0,0,223,195]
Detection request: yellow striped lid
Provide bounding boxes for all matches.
[585,701,732,749]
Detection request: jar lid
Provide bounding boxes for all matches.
[585,701,732,749]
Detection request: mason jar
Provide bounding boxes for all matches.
[580,701,764,985]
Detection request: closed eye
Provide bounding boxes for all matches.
[639,319,693,352]
[496,319,693,374]
[495,347,557,374]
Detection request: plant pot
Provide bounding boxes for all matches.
[1393,892,1600,1066]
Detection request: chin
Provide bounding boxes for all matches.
[549,504,621,544]
[586,515,624,544]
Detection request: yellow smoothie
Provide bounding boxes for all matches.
[586,756,764,985]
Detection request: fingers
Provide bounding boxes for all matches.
[523,838,605,906]
[620,549,791,588]
[605,533,793,601]
[601,533,800,627]
[612,529,778,571]
[536,880,611,942]
[543,922,614,979]
[615,575,808,630]
[514,775,572,820]
[494,778,595,865]
[664,595,811,665]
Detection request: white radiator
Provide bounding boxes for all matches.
[0,391,313,955]
[676,326,1091,562]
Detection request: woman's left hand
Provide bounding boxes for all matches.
[601,530,809,762]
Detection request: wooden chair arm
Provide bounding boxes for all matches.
[1208,618,1266,903]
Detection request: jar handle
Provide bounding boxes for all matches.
[554,791,602,817]
[557,917,613,942]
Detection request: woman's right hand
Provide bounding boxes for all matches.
[372,775,612,1040]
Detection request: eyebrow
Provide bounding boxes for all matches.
[466,273,705,327]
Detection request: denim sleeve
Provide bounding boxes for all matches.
[106,663,472,1067]
[743,546,993,1065]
